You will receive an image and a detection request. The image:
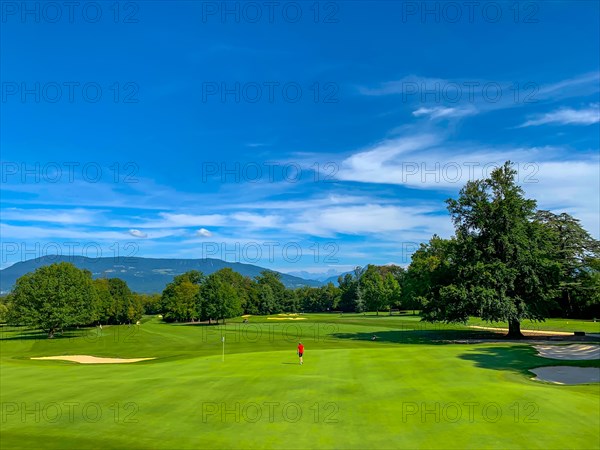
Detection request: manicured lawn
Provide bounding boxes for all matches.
[1,315,598,449]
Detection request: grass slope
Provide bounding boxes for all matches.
[1,315,598,449]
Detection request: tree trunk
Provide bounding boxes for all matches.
[48,329,55,339]
[507,319,524,339]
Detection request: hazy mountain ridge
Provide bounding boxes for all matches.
[0,256,323,294]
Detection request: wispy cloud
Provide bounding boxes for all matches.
[412,106,477,120]
[518,104,600,127]
[358,73,600,121]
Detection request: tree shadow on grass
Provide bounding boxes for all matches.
[0,327,90,341]
[331,328,502,345]
[459,345,600,373]
[458,345,543,377]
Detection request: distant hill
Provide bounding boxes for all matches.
[0,256,322,294]
[323,269,358,285]
[285,269,345,282]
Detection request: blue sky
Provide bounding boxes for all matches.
[1,1,599,275]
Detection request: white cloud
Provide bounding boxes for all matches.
[519,104,600,127]
[195,228,212,237]
[288,204,449,237]
[128,229,148,238]
[231,212,281,228]
[412,106,477,120]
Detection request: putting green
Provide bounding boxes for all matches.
[1,315,598,449]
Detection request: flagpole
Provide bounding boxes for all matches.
[222,335,225,362]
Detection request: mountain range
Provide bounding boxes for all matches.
[0,256,323,294]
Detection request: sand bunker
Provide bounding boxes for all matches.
[241,315,252,318]
[267,317,306,320]
[277,313,299,316]
[469,326,573,336]
[531,366,600,385]
[534,344,600,360]
[31,355,155,364]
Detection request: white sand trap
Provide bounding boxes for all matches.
[241,315,252,318]
[469,326,573,336]
[267,317,306,320]
[31,355,155,364]
[277,313,298,316]
[531,366,600,385]
[534,344,600,360]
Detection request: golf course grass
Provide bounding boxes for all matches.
[1,314,599,449]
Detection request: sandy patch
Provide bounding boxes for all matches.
[31,355,155,364]
[468,326,573,336]
[267,317,307,320]
[531,366,600,385]
[277,313,299,316]
[534,344,600,360]
[241,315,252,318]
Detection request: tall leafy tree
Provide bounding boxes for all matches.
[360,265,386,314]
[255,270,286,312]
[161,271,204,322]
[338,273,358,312]
[353,266,366,313]
[201,269,243,324]
[8,262,97,338]
[93,278,117,324]
[382,272,402,314]
[423,162,559,337]
[108,278,142,324]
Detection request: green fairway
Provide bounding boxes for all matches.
[1,315,599,449]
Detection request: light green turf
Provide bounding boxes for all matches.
[1,315,598,449]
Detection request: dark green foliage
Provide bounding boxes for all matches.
[420,162,562,337]
[200,269,244,324]
[8,262,98,338]
[161,271,203,322]
[535,210,600,317]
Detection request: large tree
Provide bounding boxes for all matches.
[93,278,117,324]
[338,273,359,312]
[109,278,143,324]
[422,162,559,337]
[360,265,387,314]
[161,271,203,322]
[200,269,244,324]
[8,262,97,338]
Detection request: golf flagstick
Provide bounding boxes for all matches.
[222,335,225,362]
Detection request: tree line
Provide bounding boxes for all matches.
[2,162,598,338]
[158,264,402,324]
[0,261,404,337]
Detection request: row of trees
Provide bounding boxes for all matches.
[3,162,597,338]
[1,261,405,336]
[158,266,401,323]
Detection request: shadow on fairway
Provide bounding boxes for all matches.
[331,328,500,345]
[0,328,90,341]
[458,345,542,376]
[460,346,600,373]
